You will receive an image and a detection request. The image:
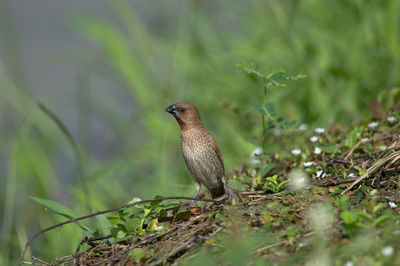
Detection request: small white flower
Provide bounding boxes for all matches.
[310,136,318,142]
[314,128,325,134]
[303,161,314,167]
[299,124,308,131]
[381,246,394,256]
[314,147,322,155]
[291,149,301,156]
[347,173,355,178]
[388,202,397,208]
[356,132,361,137]
[368,121,379,129]
[298,242,307,248]
[251,147,263,157]
[387,116,397,123]
[316,170,326,178]
[344,261,354,266]
[155,226,164,231]
[362,138,369,142]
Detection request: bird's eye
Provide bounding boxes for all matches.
[179,108,185,113]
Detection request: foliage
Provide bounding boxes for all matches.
[263,174,289,193]
[337,194,392,236]
[106,196,189,240]
[237,63,305,148]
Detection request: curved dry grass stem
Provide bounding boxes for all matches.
[342,151,400,194]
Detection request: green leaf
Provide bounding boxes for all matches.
[130,248,145,261]
[258,164,277,177]
[158,199,180,208]
[264,102,276,118]
[340,210,358,225]
[111,227,119,238]
[379,145,387,151]
[128,197,147,210]
[237,64,306,87]
[357,210,372,222]
[277,180,289,191]
[373,215,390,227]
[128,197,142,204]
[335,195,349,210]
[266,175,278,186]
[345,128,358,148]
[266,71,287,85]
[325,144,339,154]
[95,214,112,236]
[174,211,191,221]
[30,196,88,230]
[82,229,98,238]
[158,208,167,218]
[250,104,267,116]
[116,230,127,239]
[146,218,158,232]
[372,204,385,215]
[267,120,275,129]
[264,184,276,193]
[214,213,225,220]
[125,219,141,232]
[264,70,306,86]
[241,177,254,184]
[230,180,246,191]
[171,206,180,215]
[151,195,163,207]
[236,63,262,78]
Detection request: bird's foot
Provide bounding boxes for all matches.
[185,198,199,210]
[226,187,242,204]
[189,199,196,206]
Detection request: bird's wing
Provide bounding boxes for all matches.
[208,134,225,172]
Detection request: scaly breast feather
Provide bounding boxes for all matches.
[181,135,222,188]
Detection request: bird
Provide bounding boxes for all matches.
[165,102,237,202]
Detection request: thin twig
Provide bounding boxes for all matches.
[318,177,359,187]
[372,167,384,189]
[239,190,270,195]
[30,256,50,266]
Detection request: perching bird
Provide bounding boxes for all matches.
[165,102,236,201]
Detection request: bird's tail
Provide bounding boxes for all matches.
[210,184,225,199]
[214,177,242,203]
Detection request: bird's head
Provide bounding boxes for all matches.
[165,102,203,130]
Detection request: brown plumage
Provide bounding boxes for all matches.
[165,102,227,199]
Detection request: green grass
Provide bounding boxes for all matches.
[1,0,400,263]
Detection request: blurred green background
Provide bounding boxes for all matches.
[0,0,399,263]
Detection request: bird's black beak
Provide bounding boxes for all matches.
[165,104,178,117]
